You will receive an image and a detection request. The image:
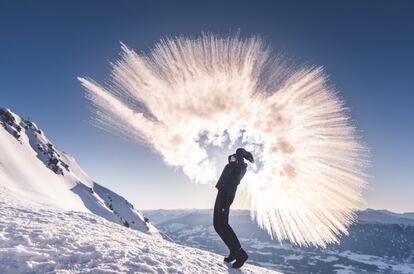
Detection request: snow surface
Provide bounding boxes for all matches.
[0,189,278,273]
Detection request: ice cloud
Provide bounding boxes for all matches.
[79,34,368,247]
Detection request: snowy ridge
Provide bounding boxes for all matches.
[0,108,158,236]
[358,208,414,225]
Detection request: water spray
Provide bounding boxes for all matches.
[79,33,368,247]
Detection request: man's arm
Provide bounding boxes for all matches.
[236,148,254,164]
[215,164,231,190]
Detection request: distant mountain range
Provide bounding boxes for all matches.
[358,208,414,225]
[145,208,414,273]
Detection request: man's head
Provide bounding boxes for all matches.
[228,154,237,163]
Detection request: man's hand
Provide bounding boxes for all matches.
[236,148,254,163]
[245,151,254,163]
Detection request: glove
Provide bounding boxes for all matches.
[236,148,255,163]
[245,151,254,163]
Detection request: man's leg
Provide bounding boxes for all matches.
[214,190,237,250]
[223,219,241,252]
[213,190,230,245]
[222,191,248,268]
[221,191,241,252]
[213,190,222,234]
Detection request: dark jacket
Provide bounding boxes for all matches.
[215,148,252,191]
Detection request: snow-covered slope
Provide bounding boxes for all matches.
[0,108,158,235]
[0,190,278,274]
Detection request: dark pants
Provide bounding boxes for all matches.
[213,188,241,253]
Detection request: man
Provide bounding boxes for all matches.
[214,147,254,268]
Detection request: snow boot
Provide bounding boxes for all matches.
[232,248,248,268]
[224,250,237,262]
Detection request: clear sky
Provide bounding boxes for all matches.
[1,1,413,212]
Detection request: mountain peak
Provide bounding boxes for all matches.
[0,107,160,237]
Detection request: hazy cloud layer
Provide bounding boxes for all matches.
[79,34,368,247]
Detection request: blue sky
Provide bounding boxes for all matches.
[1,1,413,212]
